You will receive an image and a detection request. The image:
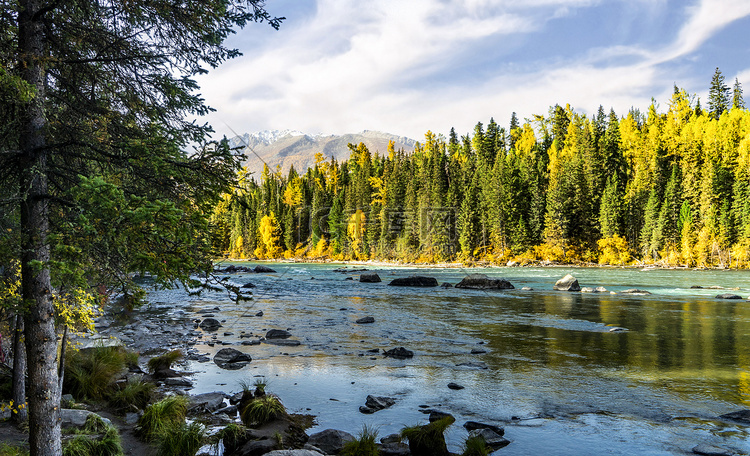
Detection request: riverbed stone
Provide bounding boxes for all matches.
[360,395,396,414]
[199,318,222,331]
[455,274,514,290]
[384,347,414,359]
[356,316,375,324]
[388,276,438,287]
[307,429,355,454]
[719,409,750,423]
[553,274,580,291]
[469,428,510,450]
[253,265,277,273]
[360,272,382,283]
[716,293,742,299]
[213,348,252,369]
[692,443,734,456]
[266,329,292,339]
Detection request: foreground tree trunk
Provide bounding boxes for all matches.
[11,314,27,425]
[18,0,62,454]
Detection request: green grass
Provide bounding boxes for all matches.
[156,422,206,456]
[137,395,189,442]
[0,444,29,456]
[240,395,285,427]
[64,346,138,401]
[462,435,490,456]
[341,424,379,456]
[62,418,123,456]
[109,377,154,412]
[147,350,183,373]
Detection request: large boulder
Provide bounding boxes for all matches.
[455,274,514,290]
[253,265,277,273]
[307,429,355,455]
[388,276,438,287]
[360,272,382,283]
[553,274,580,291]
[213,348,252,370]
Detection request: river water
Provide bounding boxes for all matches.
[144,263,750,455]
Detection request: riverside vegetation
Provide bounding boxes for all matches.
[216,69,750,269]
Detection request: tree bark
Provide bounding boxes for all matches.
[18,0,62,454]
[11,314,27,425]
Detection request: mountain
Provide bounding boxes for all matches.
[227,130,417,178]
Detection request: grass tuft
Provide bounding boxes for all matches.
[109,377,154,412]
[147,350,183,374]
[156,422,206,456]
[64,346,137,401]
[240,395,285,427]
[137,395,189,442]
[462,435,490,456]
[341,424,379,456]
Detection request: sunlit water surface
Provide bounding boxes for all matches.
[144,264,750,455]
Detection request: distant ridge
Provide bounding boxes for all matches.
[228,130,417,178]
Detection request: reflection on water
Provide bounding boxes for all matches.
[146,264,750,454]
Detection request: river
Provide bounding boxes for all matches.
[144,263,750,455]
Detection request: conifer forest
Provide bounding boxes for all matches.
[214,70,750,269]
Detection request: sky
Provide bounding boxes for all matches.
[196,0,750,142]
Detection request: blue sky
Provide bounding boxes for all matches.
[197,0,750,141]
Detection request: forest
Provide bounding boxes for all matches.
[215,69,750,268]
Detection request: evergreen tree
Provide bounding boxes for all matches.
[708,67,730,120]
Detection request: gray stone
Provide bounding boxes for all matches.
[61,409,112,429]
[455,274,514,290]
[164,377,193,387]
[360,272,382,283]
[716,293,742,299]
[266,329,292,339]
[553,274,580,291]
[307,429,356,454]
[190,392,227,413]
[468,428,510,450]
[383,347,413,359]
[213,348,252,370]
[199,318,222,331]
[388,276,438,287]
[356,316,375,324]
[692,443,734,456]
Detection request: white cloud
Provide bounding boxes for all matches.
[197,0,750,142]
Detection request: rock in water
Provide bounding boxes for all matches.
[359,272,382,283]
[213,348,252,370]
[455,274,514,290]
[307,429,355,455]
[199,318,222,331]
[716,293,742,299]
[384,347,414,359]
[388,276,438,287]
[266,329,292,339]
[253,265,276,273]
[553,274,580,291]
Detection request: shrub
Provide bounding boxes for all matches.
[64,346,137,401]
[0,444,29,456]
[240,395,285,427]
[109,377,154,412]
[147,350,183,374]
[341,424,379,456]
[462,435,490,456]
[137,395,189,442]
[156,422,206,456]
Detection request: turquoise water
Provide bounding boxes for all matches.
[146,264,750,455]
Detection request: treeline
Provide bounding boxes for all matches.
[213,70,750,268]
